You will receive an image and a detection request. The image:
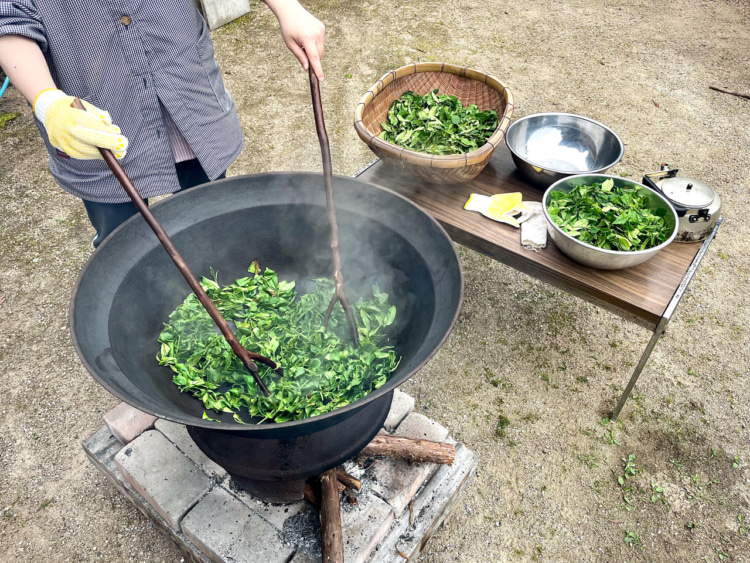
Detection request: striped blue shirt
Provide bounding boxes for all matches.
[0,0,243,203]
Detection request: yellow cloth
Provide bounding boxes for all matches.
[33,89,128,160]
[464,192,530,228]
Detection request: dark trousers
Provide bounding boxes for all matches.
[83,159,226,248]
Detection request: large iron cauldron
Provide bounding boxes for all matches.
[71,172,462,489]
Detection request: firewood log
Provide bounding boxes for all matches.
[360,435,455,465]
[320,469,344,563]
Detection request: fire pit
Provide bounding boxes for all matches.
[71,172,463,499]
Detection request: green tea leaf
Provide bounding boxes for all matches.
[157,267,400,423]
[546,181,671,252]
[379,89,498,155]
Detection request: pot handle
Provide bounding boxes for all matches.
[641,174,688,217]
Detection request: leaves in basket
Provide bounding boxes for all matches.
[546,178,671,251]
[378,89,498,155]
[157,266,399,423]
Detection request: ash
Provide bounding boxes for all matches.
[281,508,322,560]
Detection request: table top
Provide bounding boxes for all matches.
[355,144,703,329]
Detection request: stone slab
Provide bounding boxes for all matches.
[367,413,450,516]
[198,0,251,29]
[155,419,227,480]
[115,430,213,530]
[383,389,415,432]
[103,402,157,444]
[182,487,296,563]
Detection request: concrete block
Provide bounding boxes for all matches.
[341,490,394,563]
[155,419,227,480]
[383,389,415,432]
[182,487,296,563]
[366,412,450,516]
[198,0,251,30]
[115,430,213,530]
[103,402,157,444]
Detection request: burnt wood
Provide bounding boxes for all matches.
[357,144,702,329]
[334,467,362,491]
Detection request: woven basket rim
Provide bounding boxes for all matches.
[354,63,514,166]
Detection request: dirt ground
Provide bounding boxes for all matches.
[1,0,749,561]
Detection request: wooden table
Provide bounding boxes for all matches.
[355,145,721,420]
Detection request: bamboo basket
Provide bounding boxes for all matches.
[354,63,514,184]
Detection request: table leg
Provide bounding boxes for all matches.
[610,218,722,421]
[611,317,669,421]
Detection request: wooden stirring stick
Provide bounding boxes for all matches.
[71,98,281,396]
[308,68,360,348]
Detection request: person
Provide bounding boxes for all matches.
[0,0,325,247]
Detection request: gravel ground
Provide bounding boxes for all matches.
[1,0,749,561]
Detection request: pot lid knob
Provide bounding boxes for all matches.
[658,176,714,208]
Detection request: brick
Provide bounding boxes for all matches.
[370,443,478,563]
[341,490,394,563]
[383,389,415,432]
[155,419,227,480]
[366,412,450,516]
[82,426,132,499]
[82,426,123,475]
[182,487,296,563]
[115,430,213,530]
[84,426,213,562]
[228,482,306,531]
[103,402,157,444]
[394,412,449,442]
[395,444,477,561]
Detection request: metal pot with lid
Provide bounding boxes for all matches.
[642,166,722,243]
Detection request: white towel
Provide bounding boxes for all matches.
[521,202,547,252]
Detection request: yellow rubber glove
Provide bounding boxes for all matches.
[33,89,128,159]
[464,192,531,228]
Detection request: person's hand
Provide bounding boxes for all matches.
[267,0,326,80]
[33,89,128,160]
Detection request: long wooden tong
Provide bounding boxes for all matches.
[307,68,360,348]
[72,98,280,396]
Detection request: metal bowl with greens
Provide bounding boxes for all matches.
[543,174,678,270]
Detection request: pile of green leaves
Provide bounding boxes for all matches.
[157,266,399,423]
[546,178,671,251]
[378,89,498,155]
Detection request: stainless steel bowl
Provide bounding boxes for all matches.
[506,113,624,188]
[542,174,679,270]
